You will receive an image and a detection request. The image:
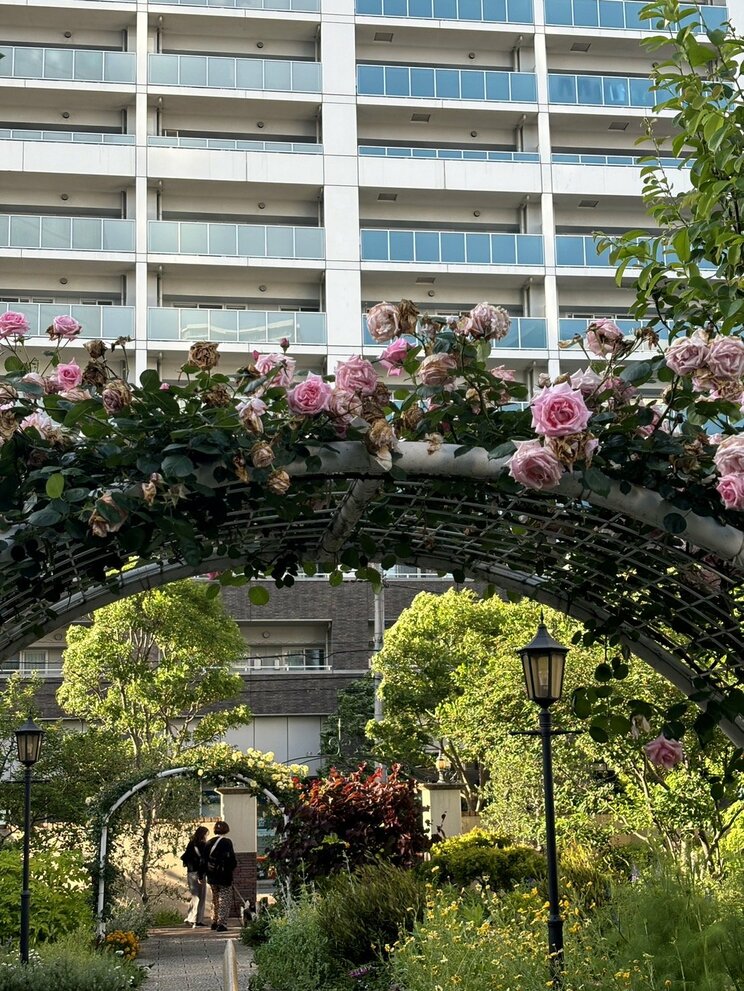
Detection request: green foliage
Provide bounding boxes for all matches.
[104,899,151,942]
[427,830,545,892]
[319,675,375,772]
[0,849,93,944]
[0,938,145,991]
[316,863,427,966]
[269,765,429,889]
[240,906,278,947]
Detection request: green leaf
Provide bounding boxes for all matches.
[248,586,270,606]
[595,663,613,683]
[27,507,62,527]
[572,691,593,719]
[488,441,516,460]
[610,715,632,736]
[161,454,195,478]
[582,467,612,498]
[589,724,610,744]
[4,355,25,373]
[140,369,161,391]
[328,570,344,587]
[45,474,65,500]
[662,512,687,535]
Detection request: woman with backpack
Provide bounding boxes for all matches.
[204,820,238,932]
[181,825,209,928]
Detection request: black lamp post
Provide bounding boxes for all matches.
[14,717,44,965]
[519,616,568,984]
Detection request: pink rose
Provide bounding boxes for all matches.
[716,473,744,510]
[586,318,624,357]
[491,365,517,383]
[159,382,170,391]
[55,361,83,391]
[531,381,592,437]
[256,353,296,388]
[335,355,378,396]
[329,388,363,426]
[379,338,410,377]
[464,302,510,342]
[508,439,564,490]
[237,396,267,433]
[706,336,744,380]
[0,311,30,340]
[48,315,82,340]
[713,436,744,475]
[569,367,603,399]
[279,337,290,352]
[366,302,400,343]
[664,332,710,376]
[644,735,684,771]
[286,372,333,415]
[20,410,56,439]
[419,353,457,387]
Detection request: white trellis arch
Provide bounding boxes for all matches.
[95,768,284,934]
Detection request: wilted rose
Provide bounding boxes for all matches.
[47,315,82,340]
[531,382,592,437]
[547,432,597,470]
[569,367,603,399]
[54,361,83,391]
[286,373,333,415]
[644,735,684,771]
[716,472,744,510]
[250,441,275,469]
[425,432,444,455]
[508,439,563,490]
[329,389,363,425]
[0,384,17,405]
[256,353,296,388]
[188,342,220,371]
[141,480,157,506]
[19,410,57,439]
[664,332,710,376]
[102,380,132,415]
[60,387,92,403]
[202,384,232,408]
[586,318,624,357]
[336,355,378,397]
[0,311,30,340]
[398,299,420,335]
[365,419,397,469]
[706,336,744,380]
[379,338,410,377]
[88,492,128,538]
[366,302,400,343]
[713,435,744,475]
[464,302,510,341]
[82,362,107,389]
[20,373,46,393]
[237,396,267,433]
[0,411,17,441]
[419,353,457,387]
[84,340,107,359]
[267,468,291,495]
[400,405,424,432]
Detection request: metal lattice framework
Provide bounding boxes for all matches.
[1,442,742,746]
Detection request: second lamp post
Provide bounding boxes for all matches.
[15,717,45,965]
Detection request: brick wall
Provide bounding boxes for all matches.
[230,852,257,915]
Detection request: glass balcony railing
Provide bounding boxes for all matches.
[0,302,134,339]
[556,235,716,269]
[357,64,537,102]
[552,152,686,168]
[361,229,544,265]
[0,128,134,145]
[0,46,135,84]
[148,135,323,153]
[158,0,320,10]
[545,0,727,31]
[548,73,671,108]
[148,307,326,344]
[356,0,533,24]
[148,53,321,92]
[149,221,325,259]
[360,145,539,162]
[362,313,547,347]
[0,215,135,252]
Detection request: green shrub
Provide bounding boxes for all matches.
[0,849,93,944]
[0,940,145,991]
[316,863,427,966]
[104,899,150,941]
[427,829,545,891]
[240,906,278,947]
[150,907,183,928]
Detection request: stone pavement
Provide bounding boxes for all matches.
[138,927,255,991]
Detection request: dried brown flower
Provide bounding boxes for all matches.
[188,342,220,371]
[398,298,420,335]
[88,492,128,538]
[267,468,291,495]
[102,380,133,415]
[202,384,232,408]
[84,340,107,359]
[250,441,275,469]
[82,361,107,389]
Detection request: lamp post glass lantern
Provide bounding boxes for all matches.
[518,618,567,984]
[14,717,44,965]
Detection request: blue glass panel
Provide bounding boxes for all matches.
[44,48,74,80]
[294,62,321,91]
[629,77,653,106]
[413,148,437,158]
[544,0,572,23]
[458,0,482,18]
[361,230,388,260]
[435,69,460,99]
[237,59,265,89]
[356,0,381,12]
[440,232,465,262]
[574,0,599,24]
[265,60,292,91]
[598,0,625,26]
[104,52,134,83]
[433,0,457,14]
[510,73,536,101]
[266,227,295,257]
[506,0,532,21]
[491,235,516,264]
[549,74,576,103]
[207,57,236,87]
[0,216,9,245]
[11,216,41,248]
[496,323,519,347]
[385,66,410,96]
[603,75,630,105]
[237,226,267,256]
[483,0,507,18]
[180,223,209,254]
[357,65,383,94]
[410,67,435,97]
[149,55,178,84]
[208,225,237,255]
[465,151,488,160]
[439,149,460,159]
[102,221,134,251]
[180,57,208,86]
[516,235,543,264]
[14,48,43,77]
[461,71,485,100]
[389,230,414,261]
[384,0,408,12]
[577,74,603,104]
[519,318,547,348]
[485,72,509,101]
[295,228,324,258]
[556,236,585,265]
[414,231,440,262]
[71,218,100,251]
[624,1,644,27]
[148,222,178,253]
[42,217,72,249]
[465,233,490,263]
[409,0,434,15]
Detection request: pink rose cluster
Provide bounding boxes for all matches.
[586,318,625,358]
[713,435,744,511]
[644,734,684,771]
[256,352,296,389]
[463,303,510,342]
[665,331,744,408]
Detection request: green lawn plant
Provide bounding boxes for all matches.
[0,849,93,945]
[426,829,545,892]
[0,937,145,991]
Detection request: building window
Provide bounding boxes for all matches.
[234,646,327,673]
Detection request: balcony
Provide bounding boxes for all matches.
[148,135,322,153]
[148,221,325,259]
[548,72,671,108]
[357,64,537,102]
[149,54,321,92]
[555,235,715,270]
[157,0,320,9]
[0,46,135,84]
[0,128,134,146]
[0,215,135,253]
[233,647,328,673]
[545,0,728,32]
[363,313,547,347]
[356,0,534,24]
[360,145,539,162]
[361,228,543,265]
[552,152,685,168]
[1,302,134,339]
[149,307,326,344]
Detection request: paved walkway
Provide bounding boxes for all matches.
[138,927,255,991]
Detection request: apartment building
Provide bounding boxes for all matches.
[1,0,739,759]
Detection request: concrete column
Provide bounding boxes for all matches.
[216,788,258,915]
[419,783,463,841]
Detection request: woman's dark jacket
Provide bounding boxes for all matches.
[204,835,237,887]
[180,839,206,876]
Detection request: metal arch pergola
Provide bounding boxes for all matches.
[1,441,742,746]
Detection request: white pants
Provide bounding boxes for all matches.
[185,872,206,925]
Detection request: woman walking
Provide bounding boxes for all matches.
[181,825,209,928]
[204,820,237,932]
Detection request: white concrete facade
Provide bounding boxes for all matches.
[1,0,738,395]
